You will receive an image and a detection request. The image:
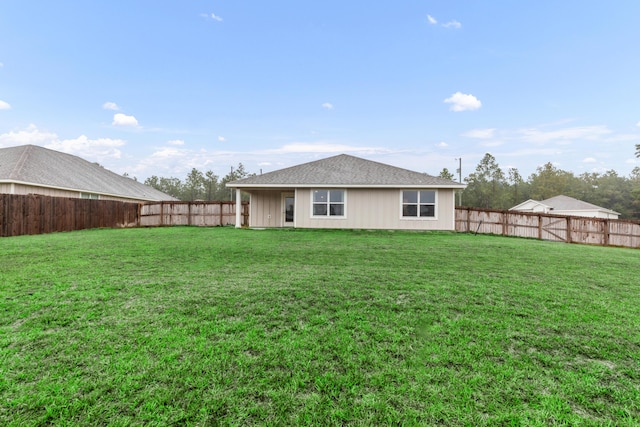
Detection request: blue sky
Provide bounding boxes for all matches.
[1,1,639,182]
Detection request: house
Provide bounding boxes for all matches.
[0,144,174,202]
[510,195,620,219]
[226,154,466,230]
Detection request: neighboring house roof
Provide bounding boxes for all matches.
[510,195,620,217]
[0,144,174,201]
[228,154,466,189]
[540,195,620,216]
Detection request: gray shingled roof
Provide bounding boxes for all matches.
[540,195,619,214]
[228,154,466,188]
[0,145,174,201]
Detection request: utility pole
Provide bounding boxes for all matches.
[229,166,234,201]
[455,158,462,206]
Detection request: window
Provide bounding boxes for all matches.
[313,190,345,217]
[80,192,99,200]
[402,190,436,218]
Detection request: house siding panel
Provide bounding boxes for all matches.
[249,190,285,228]
[1,183,156,203]
[295,188,456,230]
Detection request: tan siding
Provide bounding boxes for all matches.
[5,183,79,198]
[295,188,457,230]
[1,183,152,203]
[249,190,284,227]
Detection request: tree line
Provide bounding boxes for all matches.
[143,152,640,220]
[143,163,253,201]
[443,153,640,219]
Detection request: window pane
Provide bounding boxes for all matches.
[403,205,418,217]
[329,204,344,216]
[420,205,435,217]
[313,190,328,203]
[313,204,327,216]
[420,190,435,204]
[403,191,418,204]
[329,190,344,203]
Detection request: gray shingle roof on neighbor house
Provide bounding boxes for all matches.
[540,195,620,214]
[0,145,174,201]
[228,154,466,188]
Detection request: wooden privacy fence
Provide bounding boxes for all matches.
[0,195,248,237]
[0,194,139,237]
[455,206,640,249]
[139,201,249,227]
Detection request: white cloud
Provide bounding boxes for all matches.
[269,142,392,157]
[103,101,120,111]
[516,125,612,144]
[218,136,226,142]
[427,15,461,29]
[112,113,139,127]
[444,92,482,112]
[0,124,56,147]
[463,128,496,139]
[322,102,334,110]
[151,147,187,159]
[0,100,11,110]
[636,121,640,127]
[443,20,462,29]
[201,13,223,21]
[436,142,448,148]
[168,139,185,146]
[0,124,124,162]
[583,157,596,163]
[46,135,125,161]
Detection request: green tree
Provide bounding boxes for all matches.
[204,170,219,201]
[629,167,640,218]
[527,163,575,200]
[185,168,205,201]
[635,143,640,158]
[593,170,631,217]
[463,153,507,209]
[438,168,456,181]
[507,167,527,206]
[219,163,254,200]
[144,175,183,199]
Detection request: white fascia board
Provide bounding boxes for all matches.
[227,183,467,190]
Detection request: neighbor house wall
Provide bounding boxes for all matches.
[1,183,79,198]
[294,188,457,230]
[0,182,153,203]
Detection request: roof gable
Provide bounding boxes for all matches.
[228,154,465,188]
[509,199,550,211]
[0,145,173,201]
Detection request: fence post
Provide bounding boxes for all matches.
[538,214,543,240]
[502,211,507,236]
[566,217,572,243]
[603,219,609,246]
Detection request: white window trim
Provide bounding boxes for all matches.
[310,189,347,219]
[400,189,438,220]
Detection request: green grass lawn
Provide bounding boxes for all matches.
[1,227,639,426]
